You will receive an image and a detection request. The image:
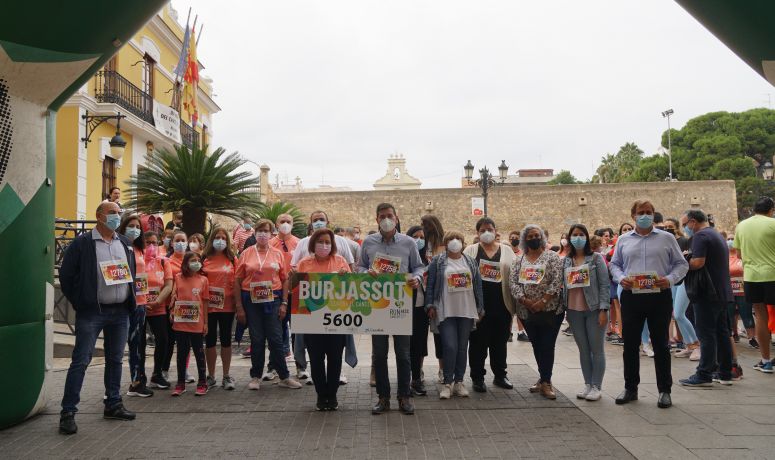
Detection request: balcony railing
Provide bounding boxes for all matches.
[93,70,199,150]
[94,70,154,124]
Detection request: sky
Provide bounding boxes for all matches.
[173,0,773,190]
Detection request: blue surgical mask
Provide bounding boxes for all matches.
[213,239,227,251]
[174,241,187,253]
[163,237,171,247]
[243,223,252,230]
[104,214,121,231]
[635,214,654,229]
[727,239,734,249]
[570,236,586,249]
[124,227,141,241]
[415,238,426,251]
[188,261,202,272]
[312,220,327,231]
[683,226,694,238]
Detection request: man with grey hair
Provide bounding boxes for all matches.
[679,209,734,386]
[58,201,138,435]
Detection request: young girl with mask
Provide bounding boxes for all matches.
[188,233,205,256]
[143,231,174,390]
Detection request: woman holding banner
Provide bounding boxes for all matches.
[296,228,351,411]
[561,224,610,402]
[234,219,302,392]
[509,225,564,400]
[425,231,484,400]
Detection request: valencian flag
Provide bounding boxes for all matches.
[181,23,199,128]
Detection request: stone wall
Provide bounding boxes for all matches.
[274,181,738,241]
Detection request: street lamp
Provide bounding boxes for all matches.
[661,108,674,181]
[463,160,509,217]
[759,161,774,181]
[81,111,127,160]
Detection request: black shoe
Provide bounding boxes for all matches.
[149,374,170,389]
[493,377,514,390]
[411,379,427,396]
[372,397,390,414]
[507,332,514,343]
[472,379,487,393]
[316,396,327,411]
[657,392,672,408]
[59,412,77,435]
[103,403,136,421]
[398,396,414,415]
[615,389,638,405]
[516,331,530,342]
[127,382,154,398]
[328,397,339,411]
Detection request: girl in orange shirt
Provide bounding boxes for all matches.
[170,251,209,396]
[203,227,237,390]
[142,231,173,390]
[163,230,192,381]
[296,228,351,411]
[234,219,301,390]
[118,214,152,397]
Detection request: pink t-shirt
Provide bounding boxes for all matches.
[171,273,209,333]
[567,287,589,312]
[133,247,147,306]
[204,254,236,313]
[296,254,351,274]
[145,256,173,317]
[236,245,287,291]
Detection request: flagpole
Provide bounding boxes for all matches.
[196,24,204,46]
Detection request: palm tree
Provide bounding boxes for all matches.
[255,201,308,238]
[124,145,263,235]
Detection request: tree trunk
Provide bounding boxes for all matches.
[182,207,207,236]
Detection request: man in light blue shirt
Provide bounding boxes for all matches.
[610,200,688,410]
[358,203,424,415]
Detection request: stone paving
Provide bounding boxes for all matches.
[1,331,774,459]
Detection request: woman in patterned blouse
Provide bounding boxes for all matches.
[509,224,564,399]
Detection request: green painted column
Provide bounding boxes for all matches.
[0,0,167,428]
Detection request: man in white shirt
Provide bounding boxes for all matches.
[290,211,354,270]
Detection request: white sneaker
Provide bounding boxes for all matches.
[278,378,302,389]
[262,370,278,381]
[339,375,348,385]
[439,384,452,399]
[185,373,196,383]
[642,343,655,358]
[297,369,310,380]
[576,384,591,399]
[452,382,469,397]
[689,348,701,361]
[437,369,444,384]
[248,377,261,390]
[585,386,602,401]
[674,348,692,358]
[222,376,236,391]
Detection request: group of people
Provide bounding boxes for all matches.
[56,196,775,435]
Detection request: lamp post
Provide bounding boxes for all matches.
[81,111,127,159]
[759,161,774,182]
[661,108,674,181]
[463,160,509,217]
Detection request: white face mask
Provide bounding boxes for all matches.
[188,242,200,252]
[379,218,396,233]
[447,239,463,253]
[560,238,568,247]
[479,231,495,244]
[278,222,293,235]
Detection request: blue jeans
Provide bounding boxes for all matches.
[127,306,147,383]
[673,284,698,344]
[439,317,474,384]
[567,310,607,388]
[242,291,289,379]
[729,297,755,330]
[694,300,732,381]
[372,334,411,398]
[522,313,564,383]
[61,306,129,413]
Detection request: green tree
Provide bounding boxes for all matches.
[124,145,263,235]
[254,201,308,238]
[592,142,644,183]
[547,170,580,185]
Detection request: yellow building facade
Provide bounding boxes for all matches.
[55,4,221,220]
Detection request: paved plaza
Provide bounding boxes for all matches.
[1,332,773,459]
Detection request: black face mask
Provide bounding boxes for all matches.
[510,238,519,247]
[665,228,675,235]
[526,238,542,250]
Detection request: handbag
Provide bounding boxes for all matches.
[684,266,718,302]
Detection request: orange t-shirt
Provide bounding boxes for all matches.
[145,256,173,317]
[171,273,209,333]
[236,245,287,291]
[168,253,184,278]
[296,254,351,274]
[132,247,147,306]
[203,254,236,313]
[729,255,744,278]
[269,235,300,270]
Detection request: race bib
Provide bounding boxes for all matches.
[146,287,160,304]
[447,271,473,292]
[372,253,401,274]
[209,287,225,309]
[731,277,744,296]
[174,300,201,323]
[250,281,274,303]
[631,272,660,294]
[134,273,149,296]
[519,264,546,285]
[99,260,132,286]
[565,264,590,289]
[479,260,502,283]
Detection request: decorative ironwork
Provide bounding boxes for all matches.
[180,119,198,150]
[94,70,154,123]
[81,110,126,149]
[54,219,97,333]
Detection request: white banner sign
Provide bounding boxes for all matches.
[152,101,182,144]
[472,197,484,216]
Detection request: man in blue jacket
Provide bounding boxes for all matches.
[58,201,137,435]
